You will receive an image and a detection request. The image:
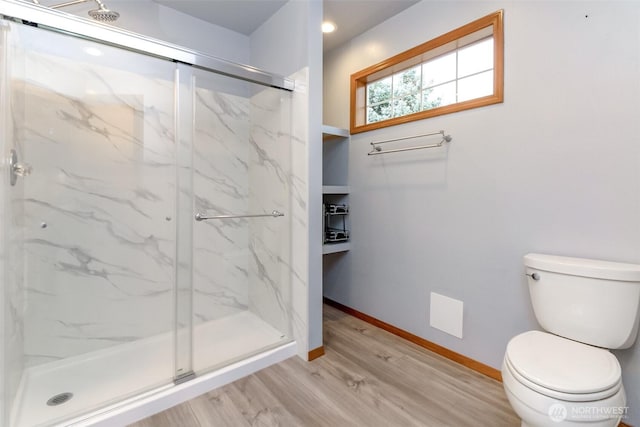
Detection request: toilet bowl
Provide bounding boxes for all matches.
[502,331,625,427]
[502,254,640,427]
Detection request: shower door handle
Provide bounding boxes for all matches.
[195,210,284,221]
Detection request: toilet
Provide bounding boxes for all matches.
[502,253,640,427]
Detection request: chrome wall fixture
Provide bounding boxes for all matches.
[31,0,120,22]
[8,149,32,186]
[368,130,453,156]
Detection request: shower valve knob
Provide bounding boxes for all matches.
[13,162,32,177]
[9,149,31,186]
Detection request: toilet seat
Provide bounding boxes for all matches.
[504,354,622,401]
[505,331,622,401]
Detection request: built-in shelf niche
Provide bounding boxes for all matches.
[322,125,350,255]
[322,125,349,188]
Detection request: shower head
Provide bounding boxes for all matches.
[87,0,119,22]
[87,6,119,22]
[43,0,120,23]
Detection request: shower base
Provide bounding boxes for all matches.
[11,311,294,427]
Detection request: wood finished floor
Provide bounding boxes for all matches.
[130,304,520,427]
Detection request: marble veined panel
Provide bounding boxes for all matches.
[247,85,293,337]
[288,68,310,357]
[0,185,25,422]
[192,85,251,324]
[13,45,177,366]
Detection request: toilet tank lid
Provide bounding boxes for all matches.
[524,253,640,282]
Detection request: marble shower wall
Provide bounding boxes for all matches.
[193,70,296,339]
[192,71,251,325]
[247,67,309,355]
[247,85,292,336]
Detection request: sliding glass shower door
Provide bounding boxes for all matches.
[3,20,178,426]
[1,13,294,427]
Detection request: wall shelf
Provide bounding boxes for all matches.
[322,125,349,139]
[323,185,350,194]
[322,242,351,255]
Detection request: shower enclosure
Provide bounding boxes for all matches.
[0,2,297,426]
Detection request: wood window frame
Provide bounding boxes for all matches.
[350,10,504,134]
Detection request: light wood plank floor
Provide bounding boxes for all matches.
[131,304,520,427]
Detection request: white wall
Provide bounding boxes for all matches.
[251,0,323,359]
[323,1,640,424]
[60,0,250,62]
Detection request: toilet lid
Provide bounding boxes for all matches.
[506,331,621,394]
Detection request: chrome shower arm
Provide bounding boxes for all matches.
[48,0,92,10]
[30,0,119,22]
[32,0,108,11]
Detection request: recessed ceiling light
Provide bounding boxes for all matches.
[322,21,337,33]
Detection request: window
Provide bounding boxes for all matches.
[351,11,503,134]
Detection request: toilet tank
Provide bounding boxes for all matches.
[524,253,640,349]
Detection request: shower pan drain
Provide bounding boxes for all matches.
[46,392,73,406]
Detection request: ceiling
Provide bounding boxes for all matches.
[322,0,419,51]
[153,1,288,36]
[153,0,420,52]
